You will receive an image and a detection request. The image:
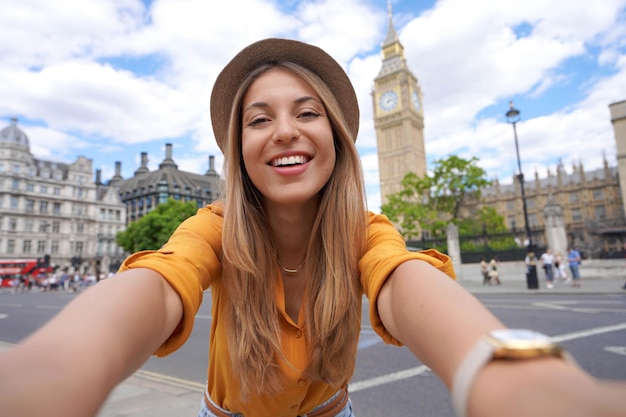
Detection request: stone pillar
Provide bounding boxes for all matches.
[446,223,462,280]
[544,194,568,256]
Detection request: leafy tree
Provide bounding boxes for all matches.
[381,155,490,239]
[116,198,198,253]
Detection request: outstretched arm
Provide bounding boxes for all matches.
[0,268,183,417]
[377,259,626,417]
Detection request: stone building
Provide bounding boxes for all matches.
[0,118,127,274]
[474,158,624,257]
[371,10,626,257]
[108,143,223,223]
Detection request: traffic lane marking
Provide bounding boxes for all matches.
[348,322,626,393]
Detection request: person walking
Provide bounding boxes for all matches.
[554,252,569,283]
[480,257,490,285]
[567,247,582,288]
[488,257,501,285]
[541,248,555,288]
[1,38,625,417]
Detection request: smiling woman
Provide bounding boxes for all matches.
[0,37,625,417]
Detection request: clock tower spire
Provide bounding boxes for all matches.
[373,2,426,208]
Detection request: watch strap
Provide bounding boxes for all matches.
[451,337,494,417]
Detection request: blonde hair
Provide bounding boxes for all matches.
[221,61,367,398]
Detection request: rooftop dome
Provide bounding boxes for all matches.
[0,117,30,147]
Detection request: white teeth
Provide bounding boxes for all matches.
[271,155,308,166]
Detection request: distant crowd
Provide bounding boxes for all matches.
[3,272,113,293]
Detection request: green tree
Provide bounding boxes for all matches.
[116,198,198,253]
[381,155,490,239]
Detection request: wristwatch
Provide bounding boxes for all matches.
[451,329,574,417]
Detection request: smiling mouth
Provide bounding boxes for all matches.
[269,155,310,167]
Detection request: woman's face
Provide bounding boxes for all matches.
[240,68,336,208]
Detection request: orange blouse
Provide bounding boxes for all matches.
[119,204,455,417]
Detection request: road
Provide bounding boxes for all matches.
[1,288,625,417]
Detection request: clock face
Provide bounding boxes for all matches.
[412,91,421,111]
[379,90,398,112]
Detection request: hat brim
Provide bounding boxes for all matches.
[210,38,359,152]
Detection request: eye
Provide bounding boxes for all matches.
[298,109,321,120]
[246,115,271,127]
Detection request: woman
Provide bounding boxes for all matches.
[1,38,624,417]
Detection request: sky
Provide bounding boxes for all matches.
[1,0,625,213]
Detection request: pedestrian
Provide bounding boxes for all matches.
[1,38,625,417]
[541,248,555,288]
[567,247,582,288]
[480,257,490,285]
[488,257,501,285]
[554,252,569,283]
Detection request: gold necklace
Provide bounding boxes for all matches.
[276,258,305,274]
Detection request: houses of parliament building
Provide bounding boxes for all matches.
[373,8,626,257]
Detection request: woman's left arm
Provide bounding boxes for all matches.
[377,259,626,417]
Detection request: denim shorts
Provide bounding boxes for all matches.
[198,389,354,417]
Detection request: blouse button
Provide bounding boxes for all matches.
[298,379,307,386]
[295,329,303,338]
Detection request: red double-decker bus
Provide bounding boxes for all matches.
[0,257,52,287]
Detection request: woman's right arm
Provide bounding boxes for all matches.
[0,268,183,417]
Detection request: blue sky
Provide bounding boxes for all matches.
[1,0,625,212]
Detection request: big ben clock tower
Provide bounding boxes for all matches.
[373,3,426,207]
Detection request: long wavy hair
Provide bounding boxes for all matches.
[220,61,367,398]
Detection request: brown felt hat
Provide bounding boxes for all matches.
[210,38,359,152]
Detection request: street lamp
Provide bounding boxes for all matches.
[505,101,533,253]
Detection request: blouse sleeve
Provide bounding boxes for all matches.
[359,212,456,346]
[118,203,224,356]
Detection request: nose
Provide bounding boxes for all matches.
[272,116,300,144]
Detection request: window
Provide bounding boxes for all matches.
[12,178,19,190]
[39,200,48,213]
[9,218,17,231]
[25,219,33,232]
[37,240,46,253]
[76,241,84,255]
[528,213,538,227]
[53,202,61,214]
[593,189,604,200]
[10,196,18,208]
[526,198,535,209]
[53,187,61,195]
[571,208,582,221]
[26,183,34,192]
[51,240,59,254]
[569,192,578,202]
[52,221,60,233]
[39,222,50,232]
[77,223,84,234]
[595,205,606,220]
[23,240,32,253]
[26,199,35,212]
[40,185,48,194]
[100,209,106,220]
[13,164,20,174]
[7,239,15,254]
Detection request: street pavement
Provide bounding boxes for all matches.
[2,275,625,417]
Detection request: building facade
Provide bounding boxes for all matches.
[373,6,426,206]
[471,158,624,257]
[108,143,223,224]
[0,118,127,274]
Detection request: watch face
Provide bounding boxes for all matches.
[379,90,398,111]
[411,91,421,111]
[488,329,562,359]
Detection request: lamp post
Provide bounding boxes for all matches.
[506,102,538,287]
